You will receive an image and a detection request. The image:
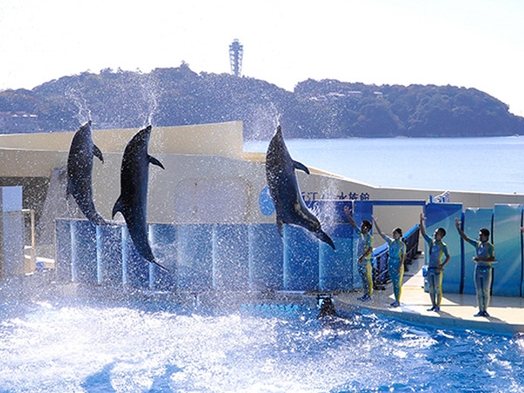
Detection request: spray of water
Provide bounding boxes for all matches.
[65,86,91,125]
[242,95,281,142]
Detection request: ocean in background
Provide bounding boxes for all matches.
[245,136,524,195]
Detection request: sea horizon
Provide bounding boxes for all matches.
[244,135,524,195]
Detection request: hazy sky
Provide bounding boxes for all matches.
[1,0,523,115]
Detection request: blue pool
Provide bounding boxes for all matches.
[0,293,523,392]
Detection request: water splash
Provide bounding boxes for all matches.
[0,298,521,392]
[243,96,281,141]
[136,72,159,128]
[65,86,91,125]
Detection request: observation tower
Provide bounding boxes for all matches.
[229,39,243,77]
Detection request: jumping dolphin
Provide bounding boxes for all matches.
[265,125,335,249]
[66,120,107,225]
[112,125,167,271]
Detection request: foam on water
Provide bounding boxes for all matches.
[0,297,523,392]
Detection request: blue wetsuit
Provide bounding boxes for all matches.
[385,237,406,304]
[465,238,495,313]
[357,230,373,297]
[423,234,450,308]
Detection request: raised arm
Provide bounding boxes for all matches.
[372,215,388,242]
[419,213,427,238]
[454,217,471,242]
[344,205,358,230]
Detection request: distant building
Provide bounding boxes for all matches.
[229,39,243,77]
[0,112,39,134]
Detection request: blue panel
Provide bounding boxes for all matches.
[306,200,355,291]
[248,224,283,290]
[461,208,493,295]
[353,201,373,225]
[1,186,22,212]
[149,224,177,291]
[424,203,463,294]
[177,224,213,291]
[283,225,319,291]
[121,226,150,290]
[492,204,522,297]
[212,224,249,290]
[96,224,123,286]
[71,220,97,284]
[319,222,354,291]
[55,219,73,282]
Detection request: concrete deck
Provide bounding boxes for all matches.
[335,255,524,335]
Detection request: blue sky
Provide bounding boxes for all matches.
[1,0,523,115]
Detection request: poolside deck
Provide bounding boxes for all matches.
[335,255,524,335]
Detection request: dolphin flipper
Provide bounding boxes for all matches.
[148,155,165,169]
[293,160,310,175]
[93,144,104,162]
[151,259,169,272]
[316,230,336,250]
[112,196,123,219]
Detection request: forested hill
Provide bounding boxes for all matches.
[0,63,522,139]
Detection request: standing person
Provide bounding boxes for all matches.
[455,218,495,317]
[344,205,373,302]
[372,216,406,308]
[420,213,450,312]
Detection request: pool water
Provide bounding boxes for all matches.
[0,296,523,392]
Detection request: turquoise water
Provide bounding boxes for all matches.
[0,298,523,392]
[245,136,524,194]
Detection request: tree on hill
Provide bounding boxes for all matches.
[0,64,522,138]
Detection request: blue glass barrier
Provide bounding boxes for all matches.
[248,224,283,291]
[96,224,123,286]
[404,224,420,263]
[492,204,522,297]
[306,200,355,291]
[71,220,97,284]
[319,228,354,291]
[55,219,73,282]
[283,225,319,291]
[121,226,150,290]
[177,224,214,291]
[212,224,250,291]
[373,243,389,286]
[149,224,177,291]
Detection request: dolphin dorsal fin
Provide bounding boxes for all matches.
[293,160,310,175]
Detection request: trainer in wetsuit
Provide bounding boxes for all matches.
[345,204,373,302]
[373,216,406,308]
[455,218,495,317]
[420,213,450,312]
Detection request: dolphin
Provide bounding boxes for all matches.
[265,125,335,249]
[112,125,167,271]
[66,120,107,225]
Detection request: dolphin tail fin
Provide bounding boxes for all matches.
[112,196,123,219]
[276,220,283,237]
[317,230,336,250]
[66,176,74,198]
[293,160,310,175]
[149,155,165,170]
[90,213,109,226]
